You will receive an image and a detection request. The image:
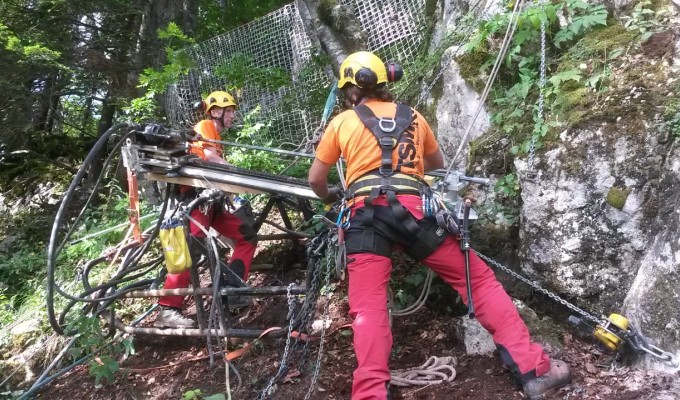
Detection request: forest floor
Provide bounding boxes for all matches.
[35,241,680,400]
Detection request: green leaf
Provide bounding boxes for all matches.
[182,389,202,400]
[404,272,426,286]
[122,339,135,356]
[548,70,582,87]
[204,395,227,400]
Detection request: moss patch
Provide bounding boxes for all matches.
[317,0,338,26]
[606,186,631,210]
[552,22,638,122]
[455,51,489,94]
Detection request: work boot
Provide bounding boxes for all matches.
[522,359,572,399]
[153,307,197,328]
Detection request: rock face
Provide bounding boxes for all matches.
[423,0,680,371]
[513,44,680,374]
[517,121,663,312]
[622,139,680,371]
[426,0,494,169]
[434,48,490,170]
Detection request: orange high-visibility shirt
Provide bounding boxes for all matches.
[315,99,439,186]
[190,120,223,160]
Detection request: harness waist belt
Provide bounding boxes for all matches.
[347,173,429,198]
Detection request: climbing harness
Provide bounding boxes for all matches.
[353,103,414,177]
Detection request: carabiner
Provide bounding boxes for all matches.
[336,206,351,229]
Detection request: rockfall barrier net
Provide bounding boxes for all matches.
[165,0,427,151]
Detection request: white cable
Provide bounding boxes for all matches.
[442,0,526,183]
[391,269,435,317]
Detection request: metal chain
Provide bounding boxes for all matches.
[296,235,327,369]
[259,283,297,399]
[527,0,547,174]
[303,240,335,400]
[258,233,330,399]
[475,251,602,325]
[415,56,449,109]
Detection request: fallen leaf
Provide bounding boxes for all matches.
[282,369,301,384]
[585,362,599,374]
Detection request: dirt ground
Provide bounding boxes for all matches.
[37,242,680,400]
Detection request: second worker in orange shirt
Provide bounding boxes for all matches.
[154,91,257,329]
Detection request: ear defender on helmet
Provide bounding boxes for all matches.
[192,100,207,113]
[386,61,403,83]
[354,67,379,89]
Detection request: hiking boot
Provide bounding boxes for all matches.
[522,359,572,399]
[153,307,197,328]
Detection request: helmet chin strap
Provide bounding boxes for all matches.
[210,108,227,128]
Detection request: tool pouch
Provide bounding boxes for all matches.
[159,218,193,273]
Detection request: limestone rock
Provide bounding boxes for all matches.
[454,316,495,356]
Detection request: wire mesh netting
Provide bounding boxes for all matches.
[165,0,428,152]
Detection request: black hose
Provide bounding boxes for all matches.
[50,185,170,334]
[47,122,134,334]
[55,132,133,256]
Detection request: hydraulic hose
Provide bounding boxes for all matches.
[47,122,136,334]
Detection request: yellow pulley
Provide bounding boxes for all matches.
[592,313,629,352]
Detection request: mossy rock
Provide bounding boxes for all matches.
[606,186,631,210]
[317,0,338,26]
[0,359,30,388]
[514,300,565,350]
[558,22,636,73]
[455,51,489,94]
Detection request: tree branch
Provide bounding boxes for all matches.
[8,150,78,174]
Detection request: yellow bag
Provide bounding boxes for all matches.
[159,218,192,274]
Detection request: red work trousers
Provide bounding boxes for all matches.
[347,195,550,400]
[159,206,257,309]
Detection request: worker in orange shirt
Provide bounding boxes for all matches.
[308,52,571,399]
[154,91,257,328]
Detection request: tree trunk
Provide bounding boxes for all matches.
[182,0,198,33]
[296,0,349,72]
[85,91,116,187]
[36,76,56,134]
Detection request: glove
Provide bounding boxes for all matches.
[322,186,344,204]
